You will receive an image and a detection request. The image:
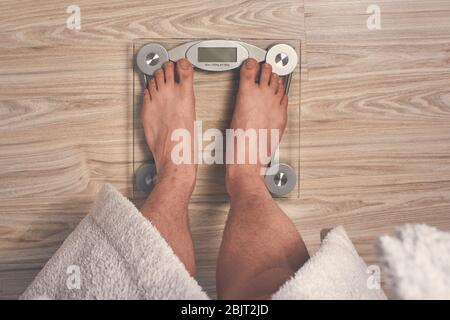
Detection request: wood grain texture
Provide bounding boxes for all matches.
[1,0,450,300]
[298,0,450,297]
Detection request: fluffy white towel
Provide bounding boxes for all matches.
[21,184,209,300]
[377,224,450,300]
[272,226,386,300]
[21,184,386,300]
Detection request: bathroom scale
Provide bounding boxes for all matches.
[132,39,301,202]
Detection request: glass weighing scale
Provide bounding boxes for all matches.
[132,39,301,202]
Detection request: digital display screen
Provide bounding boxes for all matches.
[198,47,237,63]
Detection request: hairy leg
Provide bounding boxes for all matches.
[140,59,197,276]
[217,59,309,299]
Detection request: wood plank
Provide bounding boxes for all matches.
[0,0,306,44]
[300,0,450,297]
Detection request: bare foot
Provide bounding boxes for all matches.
[226,58,289,194]
[140,59,197,275]
[141,58,196,193]
[218,60,308,299]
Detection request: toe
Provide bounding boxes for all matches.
[259,63,272,87]
[239,58,259,87]
[269,73,279,93]
[280,94,288,109]
[276,79,285,99]
[163,61,175,85]
[149,78,157,96]
[154,68,165,89]
[176,58,194,88]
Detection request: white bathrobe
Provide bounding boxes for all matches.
[21,184,449,300]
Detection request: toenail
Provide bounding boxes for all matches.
[179,59,190,70]
[264,63,270,69]
[245,59,256,69]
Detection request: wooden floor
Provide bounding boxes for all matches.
[1,0,450,299]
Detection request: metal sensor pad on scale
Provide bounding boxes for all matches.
[264,163,297,197]
[135,40,298,197]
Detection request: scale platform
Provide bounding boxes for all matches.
[132,38,301,202]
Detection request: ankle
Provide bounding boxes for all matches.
[156,164,197,197]
[226,165,267,198]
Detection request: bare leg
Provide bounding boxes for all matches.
[140,59,197,276]
[217,59,310,299]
